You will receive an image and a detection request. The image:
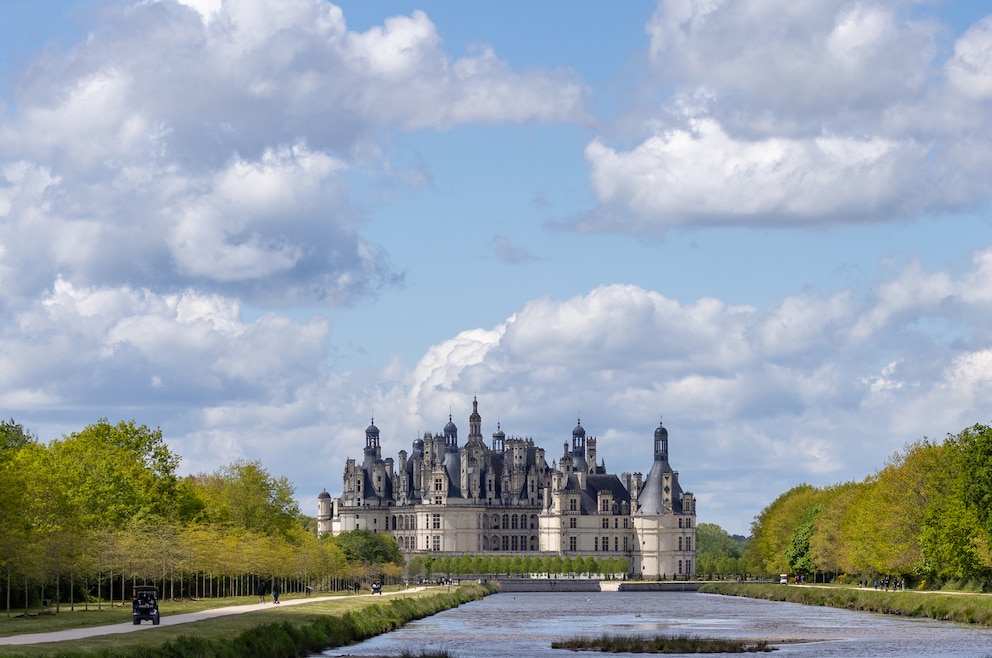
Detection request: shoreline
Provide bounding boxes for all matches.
[700,582,992,626]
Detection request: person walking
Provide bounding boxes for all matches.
[272,582,281,604]
[257,581,266,604]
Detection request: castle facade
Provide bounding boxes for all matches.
[317,398,696,579]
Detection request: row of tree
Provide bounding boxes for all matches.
[0,418,405,616]
[745,423,992,587]
[408,553,629,580]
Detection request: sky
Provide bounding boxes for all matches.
[1,0,991,536]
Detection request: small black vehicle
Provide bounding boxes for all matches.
[132,585,160,625]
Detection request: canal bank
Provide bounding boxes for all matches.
[320,590,992,657]
[702,582,992,626]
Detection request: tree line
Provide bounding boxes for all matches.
[407,553,629,580]
[744,423,992,588]
[0,418,404,616]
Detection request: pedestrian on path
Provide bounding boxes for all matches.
[257,581,266,603]
[272,582,281,604]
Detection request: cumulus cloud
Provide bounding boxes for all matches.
[367,251,992,532]
[0,0,588,308]
[1,278,330,407]
[565,0,992,232]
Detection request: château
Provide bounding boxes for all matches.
[317,397,696,579]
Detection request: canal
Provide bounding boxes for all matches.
[318,590,992,657]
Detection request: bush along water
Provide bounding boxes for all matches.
[701,582,992,626]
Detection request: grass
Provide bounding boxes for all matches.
[0,588,375,638]
[700,582,992,626]
[0,583,496,657]
[551,633,774,653]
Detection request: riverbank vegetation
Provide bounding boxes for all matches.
[0,418,407,617]
[701,582,992,626]
[745,423,992,590]
[0,582,496,657]
[551,633,773,653]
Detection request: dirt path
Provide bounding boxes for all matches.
[0,588,424,647]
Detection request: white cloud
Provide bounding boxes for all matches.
[568,0,992,232]
[0,0,587,308]
[4,278,329,407]
[946,16,992,100]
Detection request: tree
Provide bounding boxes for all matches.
[785,504,821,575]
[335,530,403,566]
[807,482,862,576]
[0,419,34,455]
[191,460,300,538]
[746,484,819,575]
[49,419,185,528]
[844,441,944,576]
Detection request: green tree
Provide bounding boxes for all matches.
[192,459,300,537]
[845,441,944,576]
[785,504,822,575]
[335,529,403,566]
[50,419,184,528]
[746,484,819,575]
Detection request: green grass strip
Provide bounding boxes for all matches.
[700,582,992,626]
[0,583,496,658]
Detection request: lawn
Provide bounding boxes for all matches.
[0,586,449,657]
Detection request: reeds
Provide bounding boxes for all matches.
[551,632,773,653]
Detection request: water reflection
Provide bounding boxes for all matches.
[319,591,992,657]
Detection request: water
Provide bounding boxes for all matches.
[318,591,992,657]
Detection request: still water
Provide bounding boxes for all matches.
[319,591,992,657]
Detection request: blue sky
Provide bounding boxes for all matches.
[2,0,992,535]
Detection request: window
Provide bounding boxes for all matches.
[623,518,628,529]
[569,498,577,512]
[678,560,683,575]
[511,536,519,551]
[432,535,441,551]
[568,536,577,551]
[602,518,609,529]
[678,537,682,551]
[594,537,599,551]
[602,536,608,552]
[614,536,618,551]
[502,514,509,529]
[686,537,691,551]
[502,536,510,550]
[623,536,629,552]
[432,514,441,529]
[569,517,577,529]
[679,518,683,528]
[511,515,519,530]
